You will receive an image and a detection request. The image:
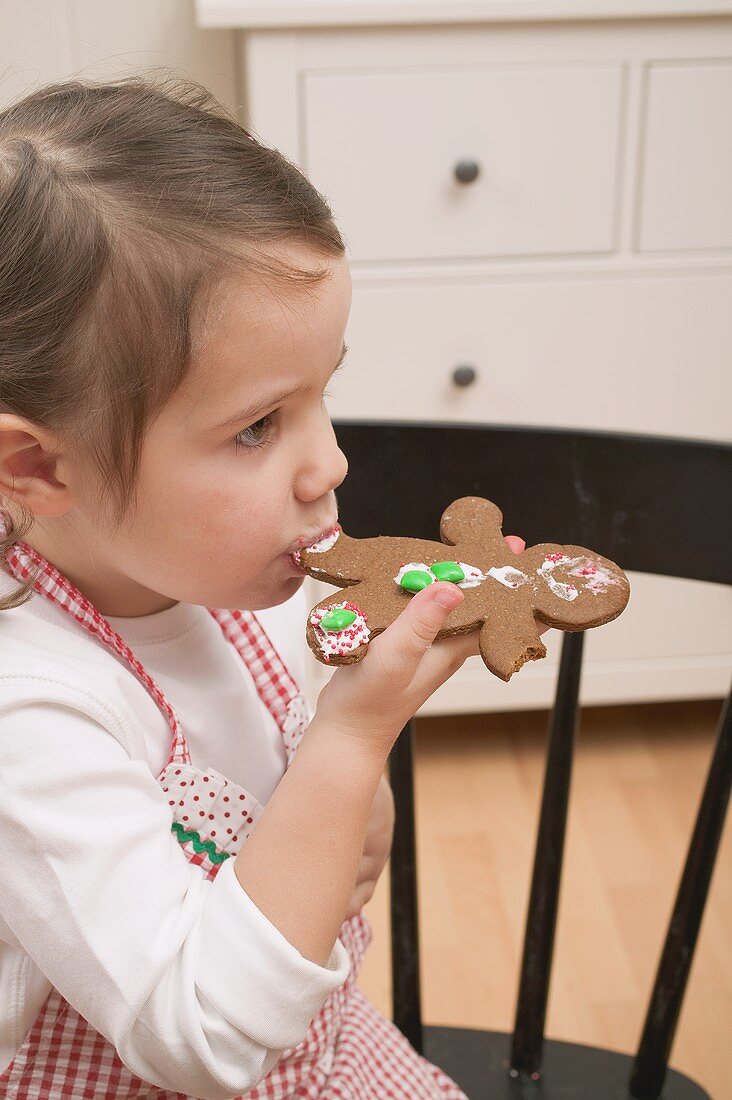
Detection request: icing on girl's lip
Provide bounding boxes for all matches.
[287,523,340,561]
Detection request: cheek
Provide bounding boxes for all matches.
[143,437,289,554]
[213,484,287,557]
[152,446,238,516]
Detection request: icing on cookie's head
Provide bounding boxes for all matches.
[307,526,341,553]
[292,525,340,567]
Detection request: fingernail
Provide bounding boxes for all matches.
[434,585,463,609]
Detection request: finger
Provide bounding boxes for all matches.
[397,629,482,698]
[354,853,379,884]
[504,534,526,554]
[367,582,465,677]
[347,881,375,918]
[432,628,481,665]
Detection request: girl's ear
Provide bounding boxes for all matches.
[0,413,74,517]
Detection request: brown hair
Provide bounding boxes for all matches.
[0,71,345,609]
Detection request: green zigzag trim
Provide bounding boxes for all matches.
[171,821,231,864]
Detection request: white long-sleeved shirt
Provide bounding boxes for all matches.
[0,570,350,1099]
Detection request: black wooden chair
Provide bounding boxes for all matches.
[331,421,732,1100]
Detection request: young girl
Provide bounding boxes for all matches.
[0,75,535,1099]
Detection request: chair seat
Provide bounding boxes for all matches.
[421,1027,709,1100]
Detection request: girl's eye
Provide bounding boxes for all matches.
[232,388,337,454]
[233,413,275,454]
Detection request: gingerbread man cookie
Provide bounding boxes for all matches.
[293,497,630,682]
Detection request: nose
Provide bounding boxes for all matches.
[294,419,349,503]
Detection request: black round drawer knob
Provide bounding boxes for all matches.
[454,159,480,184]
[452,364,477,387]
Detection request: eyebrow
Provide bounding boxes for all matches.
[209,341,349,432]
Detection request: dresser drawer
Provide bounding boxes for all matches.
[330,272,732,440]
[303,63,624,263]
[638,60,732,253]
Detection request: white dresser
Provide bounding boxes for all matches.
[216,2,731,714]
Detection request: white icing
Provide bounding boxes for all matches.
[393,561,487,590]
[304,527,340,553]
[487,565,532,590]
[391,553,621,602]
[309,601,370,662]
[566,557,623,595]
[394,562,433,587]
[391,556,620,601]
[537,553,622,601]
[456,562,487,589]
[537,554,579,602]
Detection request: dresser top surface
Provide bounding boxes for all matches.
[196,0,732,30]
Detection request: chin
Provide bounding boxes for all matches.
[247,574,305,611]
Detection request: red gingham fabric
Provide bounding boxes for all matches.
[0,517,468,1099]
[211,609,298,742]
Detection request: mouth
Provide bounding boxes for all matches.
[286,522,340,562]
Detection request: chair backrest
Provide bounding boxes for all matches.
[329,421,732,1100]
[330,421,732,585]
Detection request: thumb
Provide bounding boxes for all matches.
[370,582,465,674]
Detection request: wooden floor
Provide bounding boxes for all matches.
[357,698,731,1099]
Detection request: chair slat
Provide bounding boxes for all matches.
[510,630,585,1076]
[388,719,424,1053]
[629,685,732,1100]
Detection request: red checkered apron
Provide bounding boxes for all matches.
[0,519,468,1100]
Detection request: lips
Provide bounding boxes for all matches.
[286,522,339,557]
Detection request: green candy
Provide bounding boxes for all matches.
[399,569,434,593]
[319,608,358,632]
[430,561,465,583]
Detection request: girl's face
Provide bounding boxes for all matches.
[11,244,352,616]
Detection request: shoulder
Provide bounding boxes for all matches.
[0,583,163,757]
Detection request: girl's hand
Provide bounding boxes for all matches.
[315,533,549,758]
[314,577,467,757]
[345,773,395,920]
[340,536,549,919]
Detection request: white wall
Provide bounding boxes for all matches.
[0,0,240,114]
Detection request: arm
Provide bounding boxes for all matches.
[345,772,395,920]
[234,720,389,966]
[234,575,475,968]
[0,677,349,1100]
[253,593,395,939]
[240,533,546,965]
